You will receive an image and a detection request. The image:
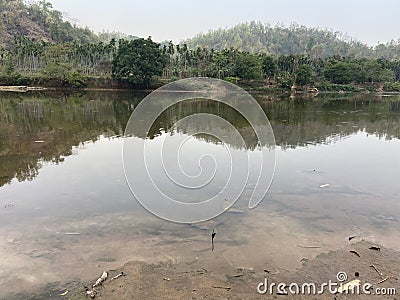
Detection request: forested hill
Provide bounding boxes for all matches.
[184,21,400,60]
[0,0,98,48]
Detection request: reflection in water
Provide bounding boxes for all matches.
[1,91,400,187]
[1,90,400,298]
[0,91,143,187]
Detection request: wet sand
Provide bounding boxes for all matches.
[10,240,399,299]
[88,240,400,300]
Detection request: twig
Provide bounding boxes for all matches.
[297,244,321,249]
[211,229,216,251]
[369,246,381,251]
[199,268,208,273]
[212,285,231,290]
[370,265,383,276]
[349,250,360,257]
[111,272,124,281]
[375,276,389,285]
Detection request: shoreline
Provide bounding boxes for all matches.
[0,84,399,96]
[9,240,399,299]
[2,203,400,300]
[91,240,400,300]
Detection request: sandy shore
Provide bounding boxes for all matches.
[8,240,398,300]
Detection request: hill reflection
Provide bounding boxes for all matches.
[0,90,399,187]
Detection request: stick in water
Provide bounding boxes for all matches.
[211,229,216,251]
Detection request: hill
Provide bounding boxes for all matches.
[0,0,98,48]
[183,21,400,60]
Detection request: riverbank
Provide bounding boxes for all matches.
[0,86,48,92]
[1,76,399,94]
[87,240,400,300]
[12,240,399,299]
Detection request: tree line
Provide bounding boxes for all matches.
[1,36,400,90]
[184,21,400,60]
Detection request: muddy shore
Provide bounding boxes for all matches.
[7,235,399,299]
[81,241,399,300]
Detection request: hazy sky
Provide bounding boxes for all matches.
[50,0,399,45]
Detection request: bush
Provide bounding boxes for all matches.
[384,82,400,92]
[316,83,358,92]
[224,77,240,84]
[0,71,30,85]
[276,71,294,90]
[65,71,87,88]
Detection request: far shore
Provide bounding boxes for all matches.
[1,82,399,96]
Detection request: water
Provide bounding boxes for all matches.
[0,90,400,297]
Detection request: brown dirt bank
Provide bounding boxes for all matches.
[53,241,399,300]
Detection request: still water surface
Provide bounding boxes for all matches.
[0,90,399,297]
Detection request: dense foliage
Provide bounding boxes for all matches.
[0,0,98,47]
[112,38,166,86]
[184,21,400,60]
[1,36,400,89]
[1,2,400,89]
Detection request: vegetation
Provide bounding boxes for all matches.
[112,38,166,86]
[184,21,400,60]
[0,0,98,48]
[0,2,400,90]
[1,36,400,89]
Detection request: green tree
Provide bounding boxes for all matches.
[261,55,276,79]
[362,59,393,83]
[276,71,294,89]
[112,37,166,86]
[324,61,358,84]
[234,52,263,80]
[295,64,314,86]
[389,60,400,82]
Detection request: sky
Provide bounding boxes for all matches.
[50,0,400,46]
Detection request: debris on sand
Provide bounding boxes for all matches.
[86,271,108,298]
[370,264,383,276]
[369,264,397,285]
[348,236,357,241]
[297,244,321,249]
[211,229,216,251]
[369,246,381,251]
[86,288,97,299]
[212,285,231,290]
[349,250,361,257]
[93,271,108,288]
[111,272,125,281]
[59,290,68,296]
[375,276,390,285]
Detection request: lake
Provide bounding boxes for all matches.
[0,90,400,298]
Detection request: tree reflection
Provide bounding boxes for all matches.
[0,91,399,187]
